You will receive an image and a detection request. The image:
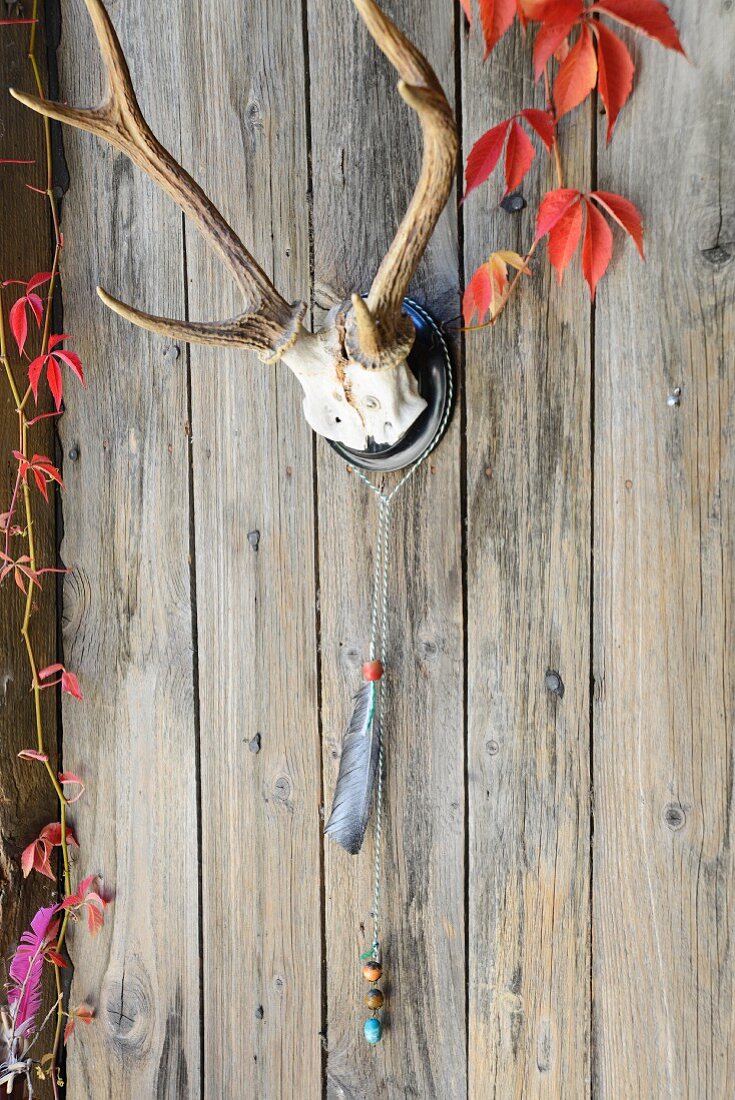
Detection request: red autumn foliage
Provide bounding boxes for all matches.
[21,822,80,880]
[60,874,109,936]
[13,451,64,502]
[64,1003,94,1045]
[4,272,50,356]
[464,108,555,201]
[27,332,84,410]
[535,187,643,295]
[39,662,84,700]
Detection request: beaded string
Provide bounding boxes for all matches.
[352,300,453,1044]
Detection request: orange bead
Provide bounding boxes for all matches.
[362,961,382,982]
[362,660,383,682]
[365,987,384,1010]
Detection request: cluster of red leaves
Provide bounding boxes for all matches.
[535,187,643,295]
[21,822,79,880]
[60,874,109,936]
[459,0,683,324]
[529,0,685,140]
[63,1003,94,1045]
[38,661,84,700]
[3,273,84,408]
[464,249,530,324]
[464,108,555,200]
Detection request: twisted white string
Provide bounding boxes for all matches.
[352,300,454,962]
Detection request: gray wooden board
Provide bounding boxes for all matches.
[183,0,322,1095]
[2,0,729,1096]
[462,18,593,1099]
[57,1,200,1094]
[592,1,735,1095]
[309,1,465,1096]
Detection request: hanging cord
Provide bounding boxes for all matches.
[353,300,454,963]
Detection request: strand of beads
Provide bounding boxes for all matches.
[362,957,384,1044]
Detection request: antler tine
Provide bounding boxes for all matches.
[10,0,305,362]
[346,0,458,370]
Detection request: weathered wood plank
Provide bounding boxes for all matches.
[592,2,735,1094]
[183,0,322,1096]
[57,1,200,1094]
[0,17,57,1093]
[309,2,465,1096]
[462,20,592,1097]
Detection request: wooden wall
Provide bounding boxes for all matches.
[2,0,733,1096]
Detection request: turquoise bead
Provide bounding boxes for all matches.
[364,1017,382,1045]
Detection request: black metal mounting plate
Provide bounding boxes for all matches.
[328,298,454,473]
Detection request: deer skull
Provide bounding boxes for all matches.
[12,0,457,454]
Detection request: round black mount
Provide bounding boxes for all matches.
[327,298,454,473]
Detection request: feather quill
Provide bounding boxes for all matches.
[325,680,380,854]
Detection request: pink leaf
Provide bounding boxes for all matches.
[18,749,49,762]
[59,771,86,803]
[61,670,83,700]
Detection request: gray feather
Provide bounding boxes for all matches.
[325,681,380,854]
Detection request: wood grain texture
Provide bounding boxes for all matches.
[592,1,735,1095]
[182,0,322,1096]
[0,17,57,1084]
[309,2,465,1096]
[56,1,199,1095]
[462,20,592,1098]
[3,1,733,1096]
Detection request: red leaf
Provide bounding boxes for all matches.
[463,263,494,324]
[26,271,52,293]
[581,197,613,297]
[9,296,28,355]
[589,0,685,54]
[59,771,85,802]
[55,349,85,385]
[33,468,49,502]
[592,22,634,141]
[504,119,535,192]
[479,0,517,56]
[520,108,556,151]
[464,120,510,200]
[26,293,43,327]
[590,190,644,257]
[532,6,582,79]
[553,23,598,117]
[18,749,50,762]
[547,199,584,281]
[39,663,64,679]
[459,0,473,20]
[27,354,46,401]
[534,187,581,239]
[46,356,63,410]
[61,670,83,700]
[39,822,79,847]
[47,332,70,350]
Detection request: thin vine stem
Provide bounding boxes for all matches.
[1,3,72,1093]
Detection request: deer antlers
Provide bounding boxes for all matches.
[346,0,458,370]
[12,0,457,446]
